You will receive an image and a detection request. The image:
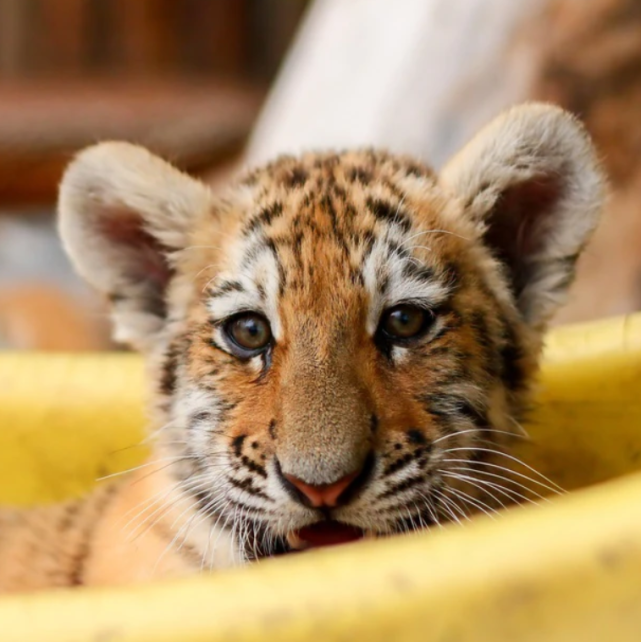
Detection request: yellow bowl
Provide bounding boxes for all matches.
[1,313,641,641]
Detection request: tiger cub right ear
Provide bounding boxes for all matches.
[440,102,606,331]
[58,142,213,350]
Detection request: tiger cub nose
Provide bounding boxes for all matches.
[282,470,361,508]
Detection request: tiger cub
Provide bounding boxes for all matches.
[0,103,604,591]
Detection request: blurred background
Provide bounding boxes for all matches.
[0,0,640,351]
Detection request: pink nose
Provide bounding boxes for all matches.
[283,470,360,508]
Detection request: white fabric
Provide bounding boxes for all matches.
[246,0,543,169]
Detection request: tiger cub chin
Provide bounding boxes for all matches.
[0,103,604,592]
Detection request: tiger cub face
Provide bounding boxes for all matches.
[58,104,604,563]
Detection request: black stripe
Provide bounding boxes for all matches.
[383,453,416,477]
[284,168,308,188]
[469,310,500,378]
[500,323,528,393]
[228,477,271,501]
[159,342,180,396]
[241,455,267,479]
[209,280,246,298]
[348,166,372,184]
[245,202,284,233]
[401,261,436,283]
[367,197,412,232]
[377,475,426,500]
[231,434,246,457]
[68,483,120,586]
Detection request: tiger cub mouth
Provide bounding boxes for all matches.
[287,521,366,550]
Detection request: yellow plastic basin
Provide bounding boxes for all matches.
[1,313,640,641]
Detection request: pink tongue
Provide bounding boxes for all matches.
[296,521,364,548]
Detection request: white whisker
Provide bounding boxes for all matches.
[441,457,563,496]
[96,455,195,482]
[432,427,526,445]
[433,491,465,525]
[443,471,541,510]
[431,487,469,524]
[441,447,565,493]
[444,485,498,520]
[446,466,552,503]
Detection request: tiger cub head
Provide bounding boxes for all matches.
[58,103,604,561]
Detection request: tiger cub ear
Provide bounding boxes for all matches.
[440,102,606,330]
[58,142,213,350]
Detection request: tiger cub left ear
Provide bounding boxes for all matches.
[58,142,213,350]
[440,102,606,330]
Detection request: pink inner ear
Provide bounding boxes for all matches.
[99,212,173,295]
[484,174,563,296]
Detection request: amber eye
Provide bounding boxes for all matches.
[225,313,272,353]
[380,304,431,341]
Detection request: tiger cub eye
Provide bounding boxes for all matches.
[380,305,430,340]
[226,313,272,351]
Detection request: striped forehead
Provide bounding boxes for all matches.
[362,223,452,334]
[207,231,283,339]
[206,155,454,337]
[206,224,453,342]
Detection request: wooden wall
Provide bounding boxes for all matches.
[0,0,309,81]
